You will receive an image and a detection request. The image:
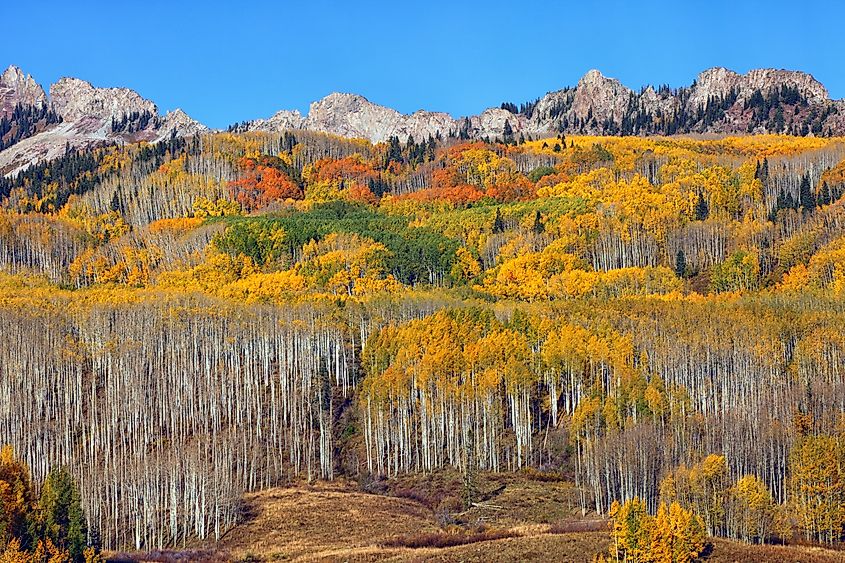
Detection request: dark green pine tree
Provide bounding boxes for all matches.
[281,131,298,152]
[783,190,797,210]
[674,249,687,278]
[406,135,418,165]
[532,210,544,235]
[817,180,831,207]
[770,189,785,220]
[772,107,785,132]
[502,119,514,145]
[694,190,709,220]
[493,208,505,234]
[386,135,403,166]
[755,158,770,188]
[109,189,121,212]
[37,467,88,562]
[458,117,472,140]
[798,174,815,210]
[426,135,436,161]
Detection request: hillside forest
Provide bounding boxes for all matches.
[1,128,845,558]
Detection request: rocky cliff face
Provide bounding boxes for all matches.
[0,66,207,176]
[247,109,304,133]
[50,77,158,123]
[282,93,456,143]
[687,67,828,111]
[570,70,632,125]
[301,93,406,142]
[0,66,47,116]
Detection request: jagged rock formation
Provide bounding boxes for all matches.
[241,67,844,142]
[517,67,843,138]
[0,66,207,176]
[161,108,210,138]
[569,69,631,128]
[301,93,406,142]
[247,109,304,133]
[3,64,845,177]
[50,77,158,123]
[0,66,47,116]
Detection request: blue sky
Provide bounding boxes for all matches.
[4,0,843,128]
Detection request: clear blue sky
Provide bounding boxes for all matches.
[4,0,843,129]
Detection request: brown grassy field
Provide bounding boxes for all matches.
[210,477,611,562]
[106,472,845,562]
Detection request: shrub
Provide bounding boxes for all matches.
[381,527,517,549]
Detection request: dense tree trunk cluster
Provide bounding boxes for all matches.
[0,298,352,550]
[0,212,86,282]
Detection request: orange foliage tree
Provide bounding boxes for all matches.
[229,156,302,210]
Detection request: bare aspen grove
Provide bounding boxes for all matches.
[2,128,845,555]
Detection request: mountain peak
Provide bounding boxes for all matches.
[161,108,209,137]
[580,69,607,83]
[321,92,371,103]
[0,69,205,177]
[570,69,631,126]
[3,64,845,177]
[2,65,25,81]
[0,65,47,115]
[696,67,740,81]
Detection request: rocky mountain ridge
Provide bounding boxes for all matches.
[0,66,207,176]
[3,64,844,177]
[239,67,844,141]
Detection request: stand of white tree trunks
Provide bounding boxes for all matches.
[1,293,844,550]
[0,299,351,550]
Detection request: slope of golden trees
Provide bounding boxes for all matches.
[2,130,845,552]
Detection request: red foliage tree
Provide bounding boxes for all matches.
[229,156,302,211]
[487,176,536,203]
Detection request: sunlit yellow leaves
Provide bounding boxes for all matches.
[59,198,129,244]
[148,217,204,235]
[192,197,241,218]
[361,310,539,411]
[607,497,706,563]
[450,247,482,283]
[710,250,760,293]
[782,235,845,292]
[157,250,257,293]
[789,435,845,543]
[297,233,396,296]
[97,150,131,175]
[219,270,307,303]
